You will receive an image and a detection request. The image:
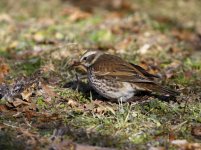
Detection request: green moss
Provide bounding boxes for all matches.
[151,20,175,33]
[56,88,88,103]
[14,57,41,75]
[36,96,47,109]
[89,29,114,43]
[185,58,201,71]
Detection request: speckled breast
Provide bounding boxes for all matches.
[87,68,135,101]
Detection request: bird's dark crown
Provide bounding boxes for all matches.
[80,50,103,67]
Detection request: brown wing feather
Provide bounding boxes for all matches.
[92,54,154,83]
[129,63,159,79]
[134,82,179,96]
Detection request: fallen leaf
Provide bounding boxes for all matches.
[165,60,181,79]
[94,106,106,114]
[41,83,55,96]
[0,104,9,112]
[38,113,60,122]
[149,147,165,150]
[0,59,10,83]
[0,123,6,130]
[33,32,45,42]
[69,10,91,22]
[62,7,91,22]
[172,29,194,41]
[24,110,38,121]
[192,125,201,139]
[67,99,79,108]
[138,43,151,54]
[115,37,132,52]
[12,98,27,107]
[171,140,201,150]
[0,13,13,23]
[169,130,176,141]
[21,88,33,101]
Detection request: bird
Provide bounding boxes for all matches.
[75,50,179,102]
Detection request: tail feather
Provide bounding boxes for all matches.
[135,82,179,96]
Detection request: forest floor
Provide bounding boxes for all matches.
[0,0,201,149]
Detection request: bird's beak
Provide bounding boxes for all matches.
[69,60,87,73]
[70,60,81,67]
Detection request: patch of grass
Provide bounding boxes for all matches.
[151,20,176,33]
[173,58,201,85]
[0,130,25,150]
[76,16,102,26]
[0,50,10,58]
[36,96,47,110]
[56,88,88,103]
[174,74,192,85]
[13,57,41,75]
[89,29,114,44]
[184,58,201,72]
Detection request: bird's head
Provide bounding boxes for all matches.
[80,50,103,67]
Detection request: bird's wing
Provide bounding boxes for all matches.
[129,63,159,79]
[92,54,155,83]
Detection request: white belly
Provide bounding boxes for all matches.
[115,82,135,101]
[88,71,135,101]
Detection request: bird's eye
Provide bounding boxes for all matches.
[83,57,87,61]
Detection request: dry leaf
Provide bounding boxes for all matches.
[69,11,91,22]
[172,29,194,41]
[62,7,91,22]
[21,88,33,101]
[192,125,201,139]
[0,104,9,112]
[94,106,106,114]
[115,37,132,52]
[149,147,165,150]
[33,32,45,42]
[0,60,10,83]
[165,60,181,79]
[12,98,27,107]
[67,99,79,107]
[0,13,13,23]
[38,113,60,122]
[41,83,57,98]
[171,140,201,150]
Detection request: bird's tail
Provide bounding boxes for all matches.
[135,82,179,96]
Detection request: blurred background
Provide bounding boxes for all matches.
[0,0,201,55]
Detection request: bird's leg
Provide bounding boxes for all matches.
[75,74,87,91]
[77,74,88,80]
[118,97,124,113]
[75,73,79,91]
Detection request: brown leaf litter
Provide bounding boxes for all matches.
[0,70,57,112]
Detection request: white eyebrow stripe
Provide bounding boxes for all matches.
[80,51,97,61]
